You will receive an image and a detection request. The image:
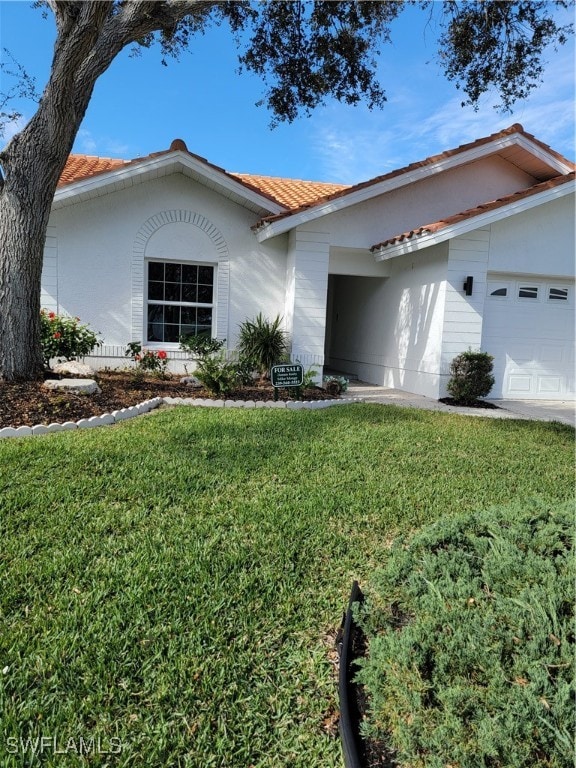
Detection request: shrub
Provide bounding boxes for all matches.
[125,342,169,378]
[192,353,240,396]
[179,333,245,395]
[40,310,101,369]
[237,314,288,381]
[355,500,575,768]
[179,333,225,360]
[447,349,495,404]
[323,374,349,395]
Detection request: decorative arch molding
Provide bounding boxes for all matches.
[133,209,229,258]
[131,210,230,343]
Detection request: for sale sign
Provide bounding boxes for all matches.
[271,364,304,388]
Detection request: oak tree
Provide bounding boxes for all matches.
[0,0,572,379]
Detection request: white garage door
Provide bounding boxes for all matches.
[482,277,575,400]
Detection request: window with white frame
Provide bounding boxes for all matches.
[146,261,215,343]
[487,281,510,298]
[548,286,569,302]
[518,284,539,300]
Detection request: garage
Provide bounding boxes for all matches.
[481,276,575,400]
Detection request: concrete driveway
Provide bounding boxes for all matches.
[346,382,576,427]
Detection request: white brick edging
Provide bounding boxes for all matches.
[0,396,363,440]
[0,398,164,440]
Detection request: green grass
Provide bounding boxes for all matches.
[0,405,573,767]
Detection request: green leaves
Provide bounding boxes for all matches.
[447,349,495,404]
[237,313,288,378]
[356,500,576,768]
[40,310,101,369]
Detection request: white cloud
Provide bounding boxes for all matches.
[74,128,130,157]
[309,36,574,183]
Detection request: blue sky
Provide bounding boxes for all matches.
[1,1,574,183]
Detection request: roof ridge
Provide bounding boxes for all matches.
[59,125,574,212]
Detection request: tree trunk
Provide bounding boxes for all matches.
[0,110,90,380]
[0,1,213,380]
[0,184,49,380]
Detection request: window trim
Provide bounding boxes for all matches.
[547,285,570,303]
[517,283,541,301]
[487,281,510,300]
[145,259,216,346]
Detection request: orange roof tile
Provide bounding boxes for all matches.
[230,173,349,210]
[255,123,576,227]
[57,140,349,210]
[58,125,574,216]
[370,173,576,252]
[57,155,129,187]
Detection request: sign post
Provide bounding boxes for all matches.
[271,364,304,400]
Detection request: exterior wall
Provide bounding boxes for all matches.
[43,174,287,371]
[327,243,449,397]
[439,228,491,396]
[438,195,575,399]
[487,193,574,277]
[285,226,331,372]
[322,156,535,249]
[40,225,58,312]
[329,247,391,277]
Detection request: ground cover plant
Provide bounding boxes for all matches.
[0,405,573,767]
[355,500,575,768]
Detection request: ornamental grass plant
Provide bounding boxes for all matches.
[237,313,288,381]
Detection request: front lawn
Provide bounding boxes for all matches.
[0,405,573,767]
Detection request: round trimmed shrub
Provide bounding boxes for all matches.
[447,349,495,404]
[355,500,575,768]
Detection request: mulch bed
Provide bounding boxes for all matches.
[0,370,334,429]
[438,397,500,410]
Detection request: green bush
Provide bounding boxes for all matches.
[355,500,575,768]
[40,310,101,369]
[179,332,225,360]
[237,314,288,380]
[447,349,495,404]
[125,342,169,378]
[192,353,240,396]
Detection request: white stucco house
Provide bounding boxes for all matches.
[43,123,575,400]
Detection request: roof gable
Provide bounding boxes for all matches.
[56,140,349,214]
[371,173,575,260]
[254,124,575,241]
[54,140,287,216]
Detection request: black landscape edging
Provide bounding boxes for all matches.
[337,580,365,768]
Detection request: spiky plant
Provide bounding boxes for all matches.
[237,313,288,381]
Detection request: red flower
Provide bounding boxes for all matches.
[48,312,56,319]
[53,332,61,339]
[157,350,167,359]
[135,354,141,361]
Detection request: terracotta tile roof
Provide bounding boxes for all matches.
[370,173,576,252]
[57,139,349,210]
[58,125,574,216]
[256,123,576,227]
[229,173,349,210]
[57,155,129,186]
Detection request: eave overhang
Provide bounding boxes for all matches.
[371,178,575,262]
[52,151,286,217]
[255,131,574,243]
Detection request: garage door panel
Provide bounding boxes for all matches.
[537,376,562,394]
[482,277,574,400]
